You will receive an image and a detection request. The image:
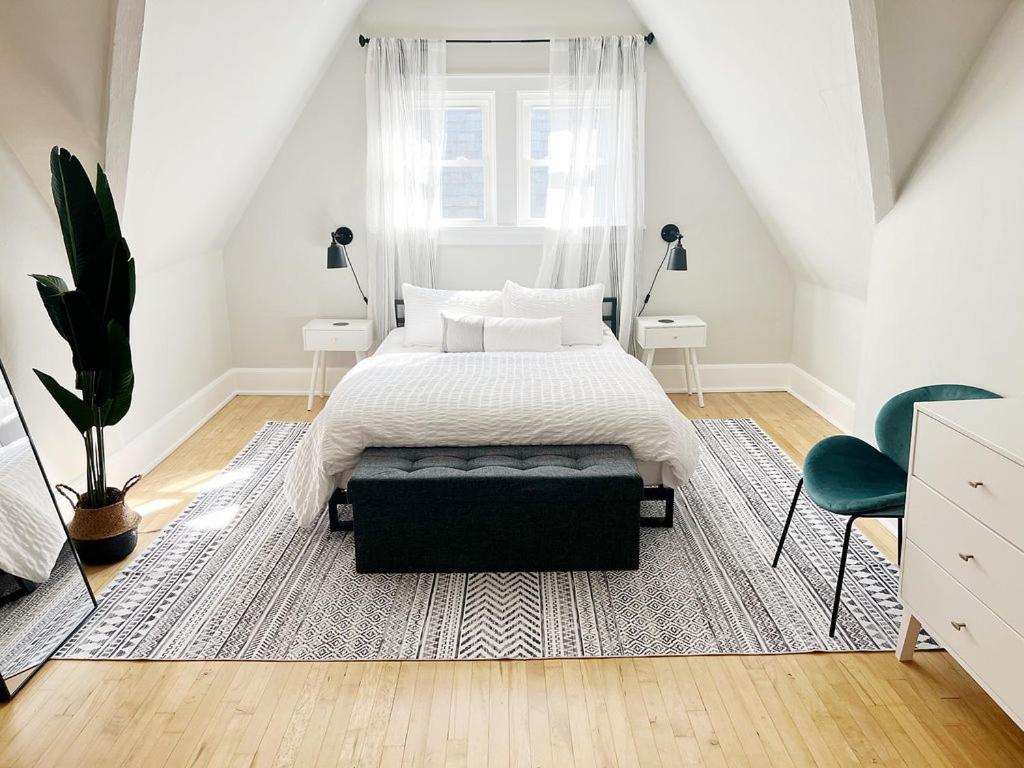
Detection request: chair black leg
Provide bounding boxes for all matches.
[897,518,903,566]
[830,515,858,638]
[772,478,803,568]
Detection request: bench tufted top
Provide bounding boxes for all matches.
[350,445,640,481]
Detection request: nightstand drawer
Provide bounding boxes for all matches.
[637,324,706,349]
[912,413,1024,545]
[303,326,371,352]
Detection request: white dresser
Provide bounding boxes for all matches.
[898,398,1024,729]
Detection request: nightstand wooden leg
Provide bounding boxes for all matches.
[641,347,655,370]
[319,352,328,396]
[896,610,921,661]
[307,350,321,411]
[683,350,693,394]
[354,350,366,364]
[690,348,705,407]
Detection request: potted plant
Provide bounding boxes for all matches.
[31,147,140,565]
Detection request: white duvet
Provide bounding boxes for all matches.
[284,329,701,527]
[0,438,67,583]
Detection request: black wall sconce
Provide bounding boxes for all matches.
[328,226,368,304]
[638,223,687,317]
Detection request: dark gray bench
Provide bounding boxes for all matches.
[335,445,647,573]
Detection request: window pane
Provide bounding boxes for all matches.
[529,166,548,221]
[444,108,483,161]
[442,166,485,220]
[530,107,550,161]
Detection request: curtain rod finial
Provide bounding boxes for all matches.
[359,34,370,47]
[644,32,655,45]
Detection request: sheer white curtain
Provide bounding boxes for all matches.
[365,38,446,337]
[536,35,646,346]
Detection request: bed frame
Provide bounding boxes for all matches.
[326,294,677,541]
[394,296,620,337]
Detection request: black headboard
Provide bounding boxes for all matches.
[395,296,619,337]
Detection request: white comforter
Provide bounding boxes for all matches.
[0,438,67,583]
[284,334,700,527]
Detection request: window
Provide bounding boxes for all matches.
[517,93,551,226]
[438,76,551,239]
[440,93,495,226]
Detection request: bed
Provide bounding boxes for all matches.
[284,296,701,528]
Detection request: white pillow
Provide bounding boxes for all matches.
[402,284,503,346]
[441,313,562,353]
[502,281,606,345]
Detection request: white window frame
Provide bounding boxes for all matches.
[440,91,497,227]
[516,91,551,227]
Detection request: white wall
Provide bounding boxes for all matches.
[0,1,234,485]
[223,0,794,371]
[791,283,864,401]
[854,1,1024,436]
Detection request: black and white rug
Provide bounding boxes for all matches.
[57,420,934,661]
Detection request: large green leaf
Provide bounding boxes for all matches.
[49,147,107,285]
[33,370,94,432]
[78,236,135,336]
[94,165,122,243]
[32,281,109,378]
[100,321,134,426]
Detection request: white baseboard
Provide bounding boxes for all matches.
[786,365,856,434]
[100,360,855,483]
[652,363,790,394]
[652,362,854,433]
[234,367,350,396]
[102,369,237,484]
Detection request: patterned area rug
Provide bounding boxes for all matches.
[57,420,934,660]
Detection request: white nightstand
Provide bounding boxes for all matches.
[635,315,708,407]
[303,319,373,410]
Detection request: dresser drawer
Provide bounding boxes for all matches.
[901,542,1024,722]
[912,413,1024,545]
[637,323,706,349]
[906,477,1024,635]
[303,327,371,352]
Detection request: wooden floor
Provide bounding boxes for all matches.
[2,392,1023,767]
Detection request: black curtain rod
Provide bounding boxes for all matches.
[358,33,654,47]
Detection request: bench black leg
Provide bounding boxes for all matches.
[329,488,353,532]
[641,485,674,528]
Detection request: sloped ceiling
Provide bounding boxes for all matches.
[628,0,881,298]
[874,0,1008,193]
[120,0,365,268]
[0,0,114,201]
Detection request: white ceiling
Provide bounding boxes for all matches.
[0,0,115,202]
[4,0,1007,298]
[117,0,365,268]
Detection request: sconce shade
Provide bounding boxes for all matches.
[666,242,687,271]
[327,241,347,269]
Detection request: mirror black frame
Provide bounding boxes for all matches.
[0,355,97,701]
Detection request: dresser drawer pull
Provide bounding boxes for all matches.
[967,480,985,488]
[951,621,967,631]
[958,553,975,562]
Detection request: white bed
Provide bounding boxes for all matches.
[284,326,701,527]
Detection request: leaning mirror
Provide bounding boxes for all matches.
[0,356,96,700]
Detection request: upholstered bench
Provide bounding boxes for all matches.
[342,445,643,573]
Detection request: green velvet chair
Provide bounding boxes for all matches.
[772,384,1000,637]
